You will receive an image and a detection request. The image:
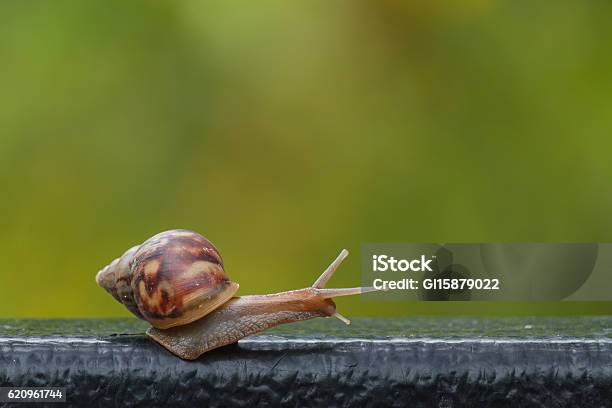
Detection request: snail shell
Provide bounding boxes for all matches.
[96,229,239,329]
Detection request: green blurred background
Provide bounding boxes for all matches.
[2,1,612,318]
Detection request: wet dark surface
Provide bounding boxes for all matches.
[3,316,612,338]
[1,317,611,407]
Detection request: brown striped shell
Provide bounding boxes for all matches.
[96,229,239,329]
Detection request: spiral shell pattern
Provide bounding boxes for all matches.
[96,229,239,329]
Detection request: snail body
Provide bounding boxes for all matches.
[96,229,371,360]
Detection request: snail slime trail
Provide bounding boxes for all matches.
[96,229,376,360]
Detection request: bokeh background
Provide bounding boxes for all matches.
[2,1,612,318]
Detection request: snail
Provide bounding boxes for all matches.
[96,229,374,360]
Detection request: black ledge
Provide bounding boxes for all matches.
[1,317,612,407]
